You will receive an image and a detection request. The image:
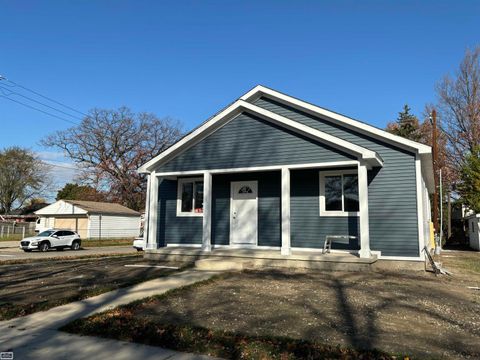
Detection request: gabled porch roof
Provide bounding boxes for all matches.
[139,100,383,173]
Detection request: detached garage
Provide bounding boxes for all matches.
[35,200,141,239]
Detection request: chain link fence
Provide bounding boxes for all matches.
[0,222,36,240]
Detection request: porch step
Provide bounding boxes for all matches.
[195,258,248,271]
[145,247,378,272]
[193,254,376,272]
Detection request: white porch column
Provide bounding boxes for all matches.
[281,167,291,255]
[358,162,371,258]
[146,172,159,250]
[143,173,151,245]
[202,171,212,252]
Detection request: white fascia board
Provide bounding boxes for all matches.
[138,101,245,173]
[420,152,435,194]
[139,99,383,172]
[154,160,359,177]
[240,101,383,167]
[241,85,432,155]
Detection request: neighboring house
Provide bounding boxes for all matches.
[139,85,434,262]
[35,200,141,239]
[466,214,480,251]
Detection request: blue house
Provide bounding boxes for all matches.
[139,86,434,263]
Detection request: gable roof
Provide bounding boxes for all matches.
[63,200,140,215]
[139,100,383,173]
[241,85,432,155]
[36,200,140,216]
[138,85,433,190]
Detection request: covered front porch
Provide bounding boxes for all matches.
[143,160,374,259]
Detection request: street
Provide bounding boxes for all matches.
[0,241,138,261]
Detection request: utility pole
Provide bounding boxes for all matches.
[432,109,440,235]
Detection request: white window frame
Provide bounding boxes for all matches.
[319,169,360,217]
[177,177,204,217]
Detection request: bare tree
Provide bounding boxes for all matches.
[0,147,51,214]
[436,47,480,168]
[42,107,183,211]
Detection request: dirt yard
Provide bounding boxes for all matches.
[0,255,184,320]
[64,250,480,359]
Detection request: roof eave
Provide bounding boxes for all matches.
[242,85,433,155]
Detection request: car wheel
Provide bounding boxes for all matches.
[39,242,50,252]
[71,240,80,251]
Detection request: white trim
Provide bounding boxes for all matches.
[146,173,159,250]
[138,99,383,173]
[291,247,359,255]
[202,172,212,252]
[143,174,151,246]
[166,243,202,248]
[378,255,424,261]
[358,162,371,258]
[176,177,204,217]
[281,167,291,255]
[154,161,360,177]
[319,169,359,217]
[229,180,258,247]
[370,250,422,261]
[213,244,280,250]
[239,85,434,193]
[239,101,383,167]
[139,101,245,172]
[240,85,432,154]
[415,155,426,260]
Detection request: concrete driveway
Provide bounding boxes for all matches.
[0,241,138,261]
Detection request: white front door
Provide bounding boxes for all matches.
[230,181,258,246]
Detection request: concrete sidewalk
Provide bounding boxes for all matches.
[0,269,219,360]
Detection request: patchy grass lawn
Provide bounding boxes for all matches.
[0,234,32,241]
[81,238,135,247]
[62,250,480,360]
[0,255,184,321]
[439,249,480,274]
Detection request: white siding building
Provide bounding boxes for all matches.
[467,214,480,251]
[35,200,141,239]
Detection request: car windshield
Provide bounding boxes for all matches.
[38,230,55,237]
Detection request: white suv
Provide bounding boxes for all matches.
[20,229,81,252]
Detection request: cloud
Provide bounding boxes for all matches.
[36,151,68,162]
[36,151,82,201]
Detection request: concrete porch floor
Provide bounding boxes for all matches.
[145,247,378,272]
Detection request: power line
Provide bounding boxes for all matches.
[0,95,78,125]
[47,162,81,171]
[0,85,83,122]
[2,77,88,117]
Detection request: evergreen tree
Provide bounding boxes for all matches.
[386,105,421,141]
[457,146,480,213]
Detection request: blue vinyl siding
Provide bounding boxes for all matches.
[212,172,281,247]
[255,97,418,257]
[156,112,355,173]
[157,179,202,246]
[291,169,359,250]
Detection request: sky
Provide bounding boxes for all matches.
[0,0,479,196]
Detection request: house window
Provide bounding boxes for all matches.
[320,170,359,216]
[177,178,204,216]
[238,186,253,194]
